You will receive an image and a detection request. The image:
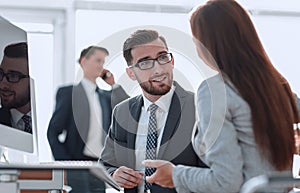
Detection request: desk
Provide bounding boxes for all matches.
[0,161,120,193]
[19,170,66,193]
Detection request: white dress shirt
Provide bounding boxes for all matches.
[10,109,31,132]
[135,84,175,193]
[81,78,103,158]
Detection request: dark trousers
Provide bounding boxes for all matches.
[67,169,106,193]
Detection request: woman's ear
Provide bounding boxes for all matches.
[126,67,136,80]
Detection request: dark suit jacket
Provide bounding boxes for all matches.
[47,83,128,160]
[0,108,32,134]
[0,108,12,127]
[100,82,207,193]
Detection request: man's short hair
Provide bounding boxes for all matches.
[4,42,28,59]
[123,29,168,66]
[78,46,109,64]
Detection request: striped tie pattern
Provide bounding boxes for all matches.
[144,104,158,191]
[22,115,32,133]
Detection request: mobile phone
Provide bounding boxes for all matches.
[101,72,111,79]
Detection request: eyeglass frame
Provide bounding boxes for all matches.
[129,52,173,70]
[0,70,30,83]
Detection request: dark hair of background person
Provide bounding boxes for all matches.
[3,42,28,72]
[190,0,300,171]
[123,29,168,66]
[4,42,28,59]
[78,46,109,64]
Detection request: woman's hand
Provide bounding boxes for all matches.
[143,160,175,188]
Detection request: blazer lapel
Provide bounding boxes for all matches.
[72,83,90,141]
[0,108,12,126]
[126,96,143,168]
[158,83,187,159]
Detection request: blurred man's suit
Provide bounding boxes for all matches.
[47,82,128,193]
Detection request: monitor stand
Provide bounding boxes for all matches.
[0,147,8,163]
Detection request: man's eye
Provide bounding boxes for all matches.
[139,60,151,66]
[8,73,20,78]
[159,55,167,60]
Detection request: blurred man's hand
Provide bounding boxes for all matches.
[101,69,115,86]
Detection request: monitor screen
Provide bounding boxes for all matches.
[0,15,38,163]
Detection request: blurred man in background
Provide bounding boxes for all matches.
[47,45,128,193]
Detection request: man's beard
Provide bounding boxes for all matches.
[139,80,172,96]
[0,90,30,109]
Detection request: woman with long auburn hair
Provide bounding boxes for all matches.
[143,0,300,192]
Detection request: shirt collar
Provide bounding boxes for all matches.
[142,83,175,113]
[10,109,31,123]
[81,78,97,93]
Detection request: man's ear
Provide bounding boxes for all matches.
[171,56,174,68]
[80,57,86,68]
[126,67,136,80]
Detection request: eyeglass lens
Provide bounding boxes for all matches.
[137,53,172,70]
[0,71,26,83]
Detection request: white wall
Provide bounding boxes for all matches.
[252,15,300,95]
[75,10,211,95]
[27,33,54,161]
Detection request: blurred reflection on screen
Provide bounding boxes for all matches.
[0,41,32,134]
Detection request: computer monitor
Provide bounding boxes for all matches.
[0,15,38,163]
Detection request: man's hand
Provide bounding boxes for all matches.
[112,166,144,189]
[100,69,115,86]
[143,160,175,188]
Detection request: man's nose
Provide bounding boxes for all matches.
[152,60,163,72]
[0,76,11,84]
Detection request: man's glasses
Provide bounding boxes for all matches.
[129,53,173,70]
[0,70,29,83]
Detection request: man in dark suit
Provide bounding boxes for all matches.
[47,46,128,193]
[0,42,32,133]
[100,29,207,193]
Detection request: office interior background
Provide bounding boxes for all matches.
[0,0,299,162]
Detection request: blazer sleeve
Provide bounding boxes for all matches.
[47,87,72,160]
[172,77,243,193]
[99,106,119,175]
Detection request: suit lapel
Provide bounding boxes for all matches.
[158,83,187,159]
[72,83,90,141]
[126,96,143,168]
[0,108,12,126]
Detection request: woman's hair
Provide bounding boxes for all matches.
[190,0,299,170]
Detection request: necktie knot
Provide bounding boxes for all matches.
[149,104,158,114]
[22,115,32,133]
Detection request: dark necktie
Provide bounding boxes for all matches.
[22,115,32,133]
[95,87,100,94]
[144,104,158,191]
[95,87,106,145]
